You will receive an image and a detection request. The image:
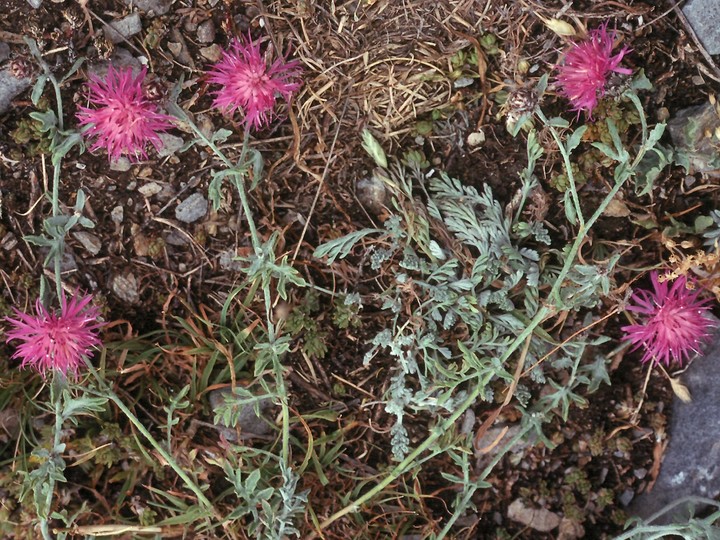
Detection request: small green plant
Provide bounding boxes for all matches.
[312,62,668,533]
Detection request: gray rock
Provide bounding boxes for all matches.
[1,232,17,251]
[199,44,223,62]
[121,0,172,16]
[87,48,142,80]
[110,273,139,304]
[72,231,102,256]
[629,330,720,524]
[138,181,163,197]
[163,230,189,246]
[0,43,10,63]
[0,69,31,115]
[156,133,184,157]
[167,28,195,67]
[175,193,208,223]
[110,156,132,172]
[26,0,42,7]
[356,170,389,215]
[197,19,216,44]
[208,387,273,441]
[111,205,124,225]
[219,249,244,271]
[104,13,143,44]
[683,0,720,55]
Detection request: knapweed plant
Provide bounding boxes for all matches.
[5,32,305,538]
[310,57,687,532]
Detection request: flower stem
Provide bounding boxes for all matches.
[38,378,65,540]
[166,104,293,465]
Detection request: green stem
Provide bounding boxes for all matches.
[84,362,218,516]
[53,245,62,307]
[167,104,293,464]
[167,105,260,250]
[435,425,532,538]
[317,304,552,530]
[536,110,584,229]
[38,382,64,540]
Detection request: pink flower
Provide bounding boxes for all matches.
[5,294,103,377]
[622,272,716,366]
[206,35,302,130]
[77,65,173,162]
[555,23,632,117]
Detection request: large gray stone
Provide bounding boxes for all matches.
[668,102,720,176]
[0,69,31,115]
[684,0,720,55]
[630,329,720,523]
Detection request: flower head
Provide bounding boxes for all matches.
[77,65,173,162]
[206,35,302,130]
[622,272,716,367]
[555,23,632,117]
[5,294,103,377]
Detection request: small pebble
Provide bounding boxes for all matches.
[121,0,172,16]
[619,489,635,506]
[197,19,216,43]
[111,205,124,224]
[0,68,32,115]
[111,273,140,304]
[1,232,17,251]
[467,131,486,147]
[157,133,184,157]
[356,173,388,214]
[110,157,131,172]
[104,13,143,44]
[138,182,163,197]
[175,193,208,223]
[163,230,189,246]
[200,44,223,62]
[0,43,10,63]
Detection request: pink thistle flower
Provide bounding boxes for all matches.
[206,35,302,130]
[622,272,716,367]
[555,23,633,117]
[77,65,173,162]
[4,294,103,377]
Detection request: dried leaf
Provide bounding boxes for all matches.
[669,377,692,403]
[541,17,576,37]
[603,197,631,217]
